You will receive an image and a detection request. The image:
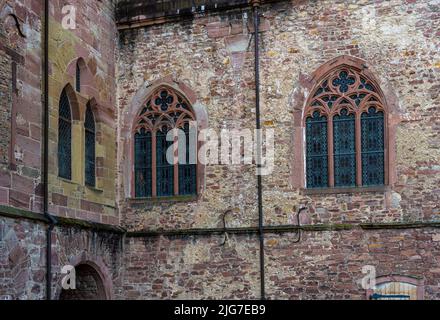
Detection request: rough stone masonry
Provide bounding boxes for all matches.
[0,0,439,300]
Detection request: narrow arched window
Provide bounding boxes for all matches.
[76,61,81,92]
[133,87,197,198]
[58,89,72,180]
[84,103,96,187]
[305,65,387,189]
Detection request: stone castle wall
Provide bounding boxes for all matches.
[0,0,44,212]
[117,0,440,299]
[0,215,124,300]
[0,0,439,300]
[0,0,123,300]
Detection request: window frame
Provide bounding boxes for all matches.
[303,65,389,190]
[131,85,198,199]
[84,102,96,187]
[58,89,73,180]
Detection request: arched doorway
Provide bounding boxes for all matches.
[59,264,107,300]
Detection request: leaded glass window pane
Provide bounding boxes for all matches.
[58,89,72,180]
[306,111,328,188]
[178,124,197,195]
[135,129,152,198]
[362,107,385,186]
[333,109,356,187]
[85,104,95,187]
[76,62,81,92]
[156,129,174,197]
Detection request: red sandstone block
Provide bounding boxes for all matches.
[15,99,41,124]
[81,199,104,214]
[23,150,41,169]
[29,0,42,15]
[101,215,109,225]
[15,135,41,155]
[108,216,119,226]
[87,212,101,223]
[58,207,76,219]
[0,188,8,205]
[52,193,67,207]
[16,123,30,138]
[29,123,41,141]
[9,190,30,209]
[0,170,11,188]
[96,167,104,178]
[11,173,35,194]
[206,22,230,38]
[75,210,89,221]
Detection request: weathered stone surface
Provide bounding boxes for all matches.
[1,0,440,301]
[0,216,124,300]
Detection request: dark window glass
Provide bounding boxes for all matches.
[76,62,81,92]
[306,111,328,188]
[178,123,197,195]
[156,128,174,197]
[362,107,385,186]
[333,109,356,187]
[134,129,152,198]
[84,104,96,187]
[58,89,72,180]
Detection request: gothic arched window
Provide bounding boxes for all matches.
[85,103,96,187]
[58,89,72,180]
[133,87,197,198]
[305,66,387,189]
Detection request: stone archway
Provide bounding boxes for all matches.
[59,263,107,300]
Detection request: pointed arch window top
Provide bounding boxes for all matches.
[134,86,196,132]
[59,89,72,120]
[307,66,384,119]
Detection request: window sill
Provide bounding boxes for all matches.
[301,186,389,196]
[128,194,199,205]
[58,177,75,185]
[86,185,103,193]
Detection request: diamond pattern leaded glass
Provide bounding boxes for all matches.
[333,109,356,187]
[84,104,96,187]
[306,111,328,188]
[362,107,385,186]
[58,89,72,180]
[156,129,174,197]
[179,124,197,195]
[135,129,152,198]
